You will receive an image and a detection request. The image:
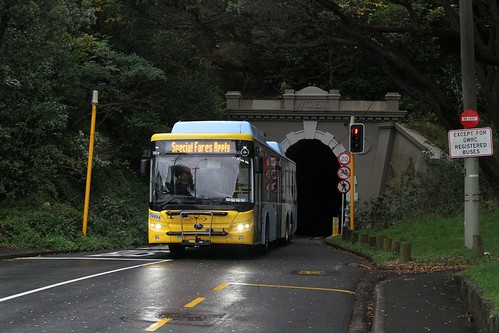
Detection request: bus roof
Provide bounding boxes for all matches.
[267,141,283,154]
[171,121,266,143]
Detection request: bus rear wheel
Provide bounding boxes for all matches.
[284,222,291,244]
[260,219,270,254]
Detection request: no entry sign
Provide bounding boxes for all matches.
[460,109,480,129]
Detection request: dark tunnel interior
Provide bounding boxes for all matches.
[286,139,342,237]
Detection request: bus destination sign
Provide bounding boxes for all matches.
[162,140,235,154]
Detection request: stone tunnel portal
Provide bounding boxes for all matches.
[286,139,342,237]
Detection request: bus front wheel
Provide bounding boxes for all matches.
[168,244,185,257]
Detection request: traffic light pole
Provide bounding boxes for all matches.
[349,116,355,231]
[349,153,355,231]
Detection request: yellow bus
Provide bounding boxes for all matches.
[141,121,297,255]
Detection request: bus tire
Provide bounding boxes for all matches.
[260,217,270,254]
[284,221,291,245]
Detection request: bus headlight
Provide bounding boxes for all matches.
[231,222,252,232]
[150,223,166,230]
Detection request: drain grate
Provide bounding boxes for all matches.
[158,312,207,322]
[134,307,225,327]
[295,269,326,276]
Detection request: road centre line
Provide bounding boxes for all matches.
[213,282,230,291]
[145,318,172,332]
[0,259,172,303]
[184,297,206,308]
[145,296,206,331]
[229,282,356,295]
[144,280,353,331]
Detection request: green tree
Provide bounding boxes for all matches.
[92,0,225,126]
[209,0,499,189]
[0,1,96,199]
[0,1,174,199]
[311,0,499,188]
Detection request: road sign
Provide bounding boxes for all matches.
[337,180,350,194]
[448,127,493,158]
[337,166,350,180]
[337,152,350,166]
[460,109,480,129]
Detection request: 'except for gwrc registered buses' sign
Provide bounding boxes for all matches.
[448,127,494,158]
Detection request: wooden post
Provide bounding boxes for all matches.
[369,236,377,247]
[376,236,385,250]
[360,234,369,244]
[400,242,412,263]
[473,235,484,257]
[383,238,392,252]
[391,241,401,254]
[351,232,359,243]
[342,227,348,241]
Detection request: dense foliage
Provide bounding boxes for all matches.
[0,1,498,250]
[359,158,458,228]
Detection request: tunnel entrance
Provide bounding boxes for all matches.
[286,139,342,237]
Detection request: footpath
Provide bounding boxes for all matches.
[373,272,479,333]
[0,248,59,260]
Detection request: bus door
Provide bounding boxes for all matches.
[266,155,280,241]
[275,167,283,239]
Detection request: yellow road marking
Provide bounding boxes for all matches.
[145,318,172,331]
[230,282,355,295]
[184,297,205,308]
[213,282,230,291]
[144,281,353,331]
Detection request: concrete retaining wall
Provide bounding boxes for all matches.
[456,275,499,333]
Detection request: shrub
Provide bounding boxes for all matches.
[358,156,465,228]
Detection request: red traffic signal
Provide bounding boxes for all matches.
[349,123,365,154]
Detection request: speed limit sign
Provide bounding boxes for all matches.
[337,152,350,166]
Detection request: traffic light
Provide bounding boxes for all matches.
[349,123,365,154]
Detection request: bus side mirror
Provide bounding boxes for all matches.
[254,157,263,174]
[140,158,149,177]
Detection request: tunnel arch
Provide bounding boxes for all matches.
[282,126,346,236]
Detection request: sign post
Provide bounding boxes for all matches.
[337,153,351,232]
[459,1,481,249]
[448,124,493,248]
[82,91,98,236]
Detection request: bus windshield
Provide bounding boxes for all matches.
[149,155,252,211]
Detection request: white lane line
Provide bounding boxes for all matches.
[0,259,172,303]
[20,257,166,262]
